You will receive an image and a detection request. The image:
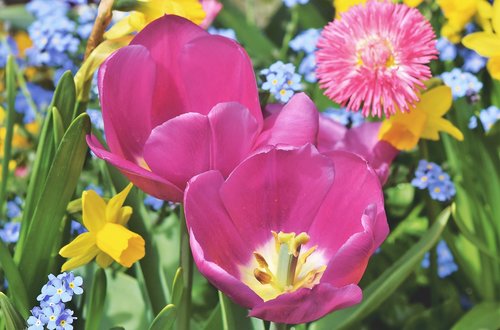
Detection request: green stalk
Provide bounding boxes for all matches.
[270,322,288,330]
[177,205,193,330]
[0,56,17,217]
[279,5,300,60]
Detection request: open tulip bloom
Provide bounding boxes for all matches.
[184,144,389,323]
[88,15,320,203]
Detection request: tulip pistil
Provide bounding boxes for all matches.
[246,231,327,301]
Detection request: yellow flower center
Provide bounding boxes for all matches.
[434,187,441,193]
[279,89,287,96]
[240,231,327,301]
[69,282,75,288]
[57,288,63,294]
[357,37,395,69]
[272,79,278,85]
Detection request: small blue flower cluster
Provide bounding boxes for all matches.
[24,0,96,76]
[261,61,302,103]
[468,105,500,132]
[324,107,364,128]
[86,109,105,133]
[208,27,238,41]
[441,68,483,99]
[411,160,456,202]
[0,222,21,244]
[435,36,486,73]
[289,29,321,83]
[421,240,458,278]
[27,272,83,330]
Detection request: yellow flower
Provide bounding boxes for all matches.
[438,0,492,43]
[104,0,206,39]
[59,183,145,271]
[333,0,421,17]
[378,86,464,151]
[462,0,500,79]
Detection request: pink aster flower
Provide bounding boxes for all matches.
[88,15,319,202]
[184,144,388,323]
[316,1,437,117]
[317,115,399,184]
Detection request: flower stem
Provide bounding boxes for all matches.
[270,322,288,330]
[178,204,193,330]
[279,5,300,60]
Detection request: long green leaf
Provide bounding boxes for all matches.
[0,241,29,318]
[171,267,184,307]
[218,291,235,330]
[0,5,34,28]
[451,302,500,330]
[310,207,451,330]
[85,268,107,330]
[0,292,25,330]
[149,304,177,330]
[18,114,90,297]
[17,72,77,254]
[0,56,17,216]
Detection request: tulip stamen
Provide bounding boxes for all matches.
[247,231,327,301]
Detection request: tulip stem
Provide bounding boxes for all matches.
[270,322,288,330]
[178,204,193,330]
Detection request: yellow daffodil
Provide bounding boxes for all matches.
[104,0,206,39]
[438,0,492,43]
[378,86,464,151]
[462,0,500,79]
[59,183,145,271]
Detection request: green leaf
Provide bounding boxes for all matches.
[85,269,107,330]
[0,5,34,28]
[310,207,451,330]
[52,107,65,147]
[0,292,25,330]
[17,71,77,252]
[451,302,500,330]
[215,2,277,64]
[171,267,184,306]
[18,114,90,297]
[0,241,29,319]
[0,56,17,216]
[219,291,235,330]
[149,304,177,330]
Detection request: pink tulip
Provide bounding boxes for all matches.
[184,144,388,323]
[317,115,399,184]
[88,15,319,202]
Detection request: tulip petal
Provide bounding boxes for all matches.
[462,32,500,57]
[249,283,362,324]
[316,114,347,152]
[180,35,262,126]
[130,15,207,124]
[87,135,184,202]
[98,44,156,160]
[254,93,319,149]
[309,151,388,260]
[144,103,259,189]
[322,204,380,286]
[185,170,254,275]
[220,145,334,246]
[336,122,399,184]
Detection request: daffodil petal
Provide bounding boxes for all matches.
[117,206,133,226]
[462,32,500,57]
[379,122,420,151]
[106,183,133,224]
[487,56,500,80]
[419,86,452,117]
[104,16,135,40]
[493,0,500,34]
[436,118,464,141]
[96,252,114,268]
[82,190,107,232]
[60,245,100,272]
[403,0,423,8]
[95,223,145,268]
[59,232,96,257]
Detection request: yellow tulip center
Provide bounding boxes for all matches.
[240,231,327,301]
